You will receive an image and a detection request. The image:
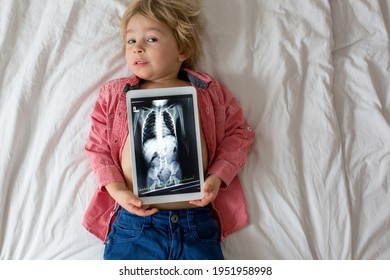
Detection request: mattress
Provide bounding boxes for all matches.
[0,0,389,259]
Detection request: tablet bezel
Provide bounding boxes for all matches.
[126,86,204,204]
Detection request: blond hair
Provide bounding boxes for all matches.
[121,0,203,70]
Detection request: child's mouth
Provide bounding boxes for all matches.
[134,61,148,65]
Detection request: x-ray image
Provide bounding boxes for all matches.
[129,92,202,201]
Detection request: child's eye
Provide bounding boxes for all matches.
[146,37,157,43]
[127,39,136,44]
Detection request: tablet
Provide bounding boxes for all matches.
[126,86,204,204]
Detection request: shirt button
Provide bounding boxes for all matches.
[170,214,179,223]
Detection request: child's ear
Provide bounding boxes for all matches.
[178,51,190,62]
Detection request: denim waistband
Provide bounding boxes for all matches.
[152,206,211,216]
[117,206,212,229]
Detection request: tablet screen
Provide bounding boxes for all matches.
[126,86,204,204]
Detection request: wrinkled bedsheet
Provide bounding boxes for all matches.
[0,0,389,259]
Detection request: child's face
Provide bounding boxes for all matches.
[125,13,187,83]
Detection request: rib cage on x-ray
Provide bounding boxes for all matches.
[135,100,187,191]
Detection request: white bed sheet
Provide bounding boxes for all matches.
[0,0,389,259]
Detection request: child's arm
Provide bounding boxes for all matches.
[191,82,255,207]
[85,85,124,188]
[85,84,157,216]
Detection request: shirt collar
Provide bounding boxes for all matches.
[122,68,210,93]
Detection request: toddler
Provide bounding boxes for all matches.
[83,0,255,260]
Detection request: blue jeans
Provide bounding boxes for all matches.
[103,206,224,260]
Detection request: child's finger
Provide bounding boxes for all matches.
[127,195,143,208]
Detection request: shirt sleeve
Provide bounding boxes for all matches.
[85,84,125,189]
[207,83,256,187]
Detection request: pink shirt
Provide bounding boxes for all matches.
[83,69,255,242]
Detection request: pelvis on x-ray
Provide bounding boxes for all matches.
[133,99,188,191]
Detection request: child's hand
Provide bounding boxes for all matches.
[189,174,222,207]
[105,182,158,216]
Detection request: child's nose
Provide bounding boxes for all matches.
[133,43,144,53]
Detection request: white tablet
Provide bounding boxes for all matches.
[126,86,204,204]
